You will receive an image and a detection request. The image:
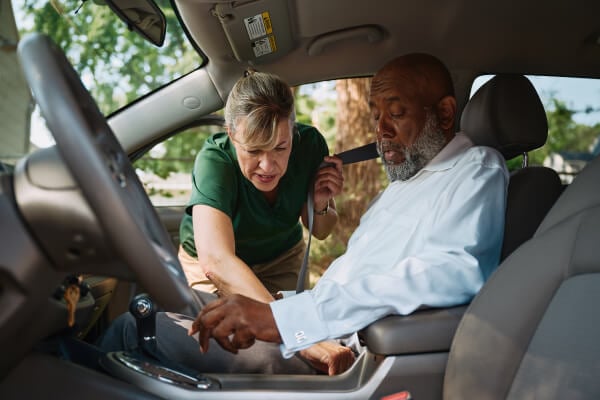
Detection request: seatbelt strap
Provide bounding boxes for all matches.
[295,142,378,293]
[333,142,379,165]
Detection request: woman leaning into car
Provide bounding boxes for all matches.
[177,71,343,302]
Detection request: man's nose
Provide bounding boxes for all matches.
[376,116,395,139]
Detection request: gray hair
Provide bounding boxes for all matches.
[224,71,296,149]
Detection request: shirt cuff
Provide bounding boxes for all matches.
[278,290,296,299]
[270,291,329,357]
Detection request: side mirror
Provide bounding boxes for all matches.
[104,0,166,47]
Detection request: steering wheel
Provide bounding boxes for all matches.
[17,34,193,313]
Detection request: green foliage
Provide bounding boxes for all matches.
[135,124,221,178]
[19,0,200,114]
[506,157,523,171]
[295,83,337,150]
[526,99,599,166]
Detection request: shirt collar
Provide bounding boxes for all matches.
[422,132,473,172]
[390,132,473,185]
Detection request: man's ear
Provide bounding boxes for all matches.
[435,96,457,131]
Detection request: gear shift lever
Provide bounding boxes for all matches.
[118,293,219,390]
[129,293,157,353]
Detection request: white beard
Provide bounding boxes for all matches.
[377,112,447,182]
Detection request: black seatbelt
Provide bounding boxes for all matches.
[296,142,379,293]
[333,142,379,165]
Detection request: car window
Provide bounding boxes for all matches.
[6,0,201,166]
[471,75,600,183]
[133,121,224,207]
[134,81,342,207]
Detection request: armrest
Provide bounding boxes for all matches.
[358,305,468,355]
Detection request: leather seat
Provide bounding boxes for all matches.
[444,79,600,398]
[444,150,600,399]
[460,74,563,261]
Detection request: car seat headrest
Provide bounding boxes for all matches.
[460,74,548,160]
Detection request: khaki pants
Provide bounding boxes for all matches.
[178,239,307,294]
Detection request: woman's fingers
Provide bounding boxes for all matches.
[314,160,344,203]
[323,155,343,172]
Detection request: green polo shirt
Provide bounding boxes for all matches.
[179,123,328,265]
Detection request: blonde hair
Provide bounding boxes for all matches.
[225,70,295,150]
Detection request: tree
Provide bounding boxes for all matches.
[19,0,207,181]
[524,98,599,167]
[309,78,384,277]
[334,77,383,239]
[20,0,199,115]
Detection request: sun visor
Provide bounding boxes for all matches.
[213,0,295,64]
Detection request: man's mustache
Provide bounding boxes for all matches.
[377,140,406,154]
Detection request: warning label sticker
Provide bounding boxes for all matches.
[251,35,277,57]
[244,12,273,40]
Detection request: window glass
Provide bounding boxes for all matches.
[134,121,224,206]
[471,75,600,183]
[135,81,342,207]
[5,0,201,167]
[14,0,201,115]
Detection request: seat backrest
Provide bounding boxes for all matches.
[460,74,563,261]
[444,151,600,399]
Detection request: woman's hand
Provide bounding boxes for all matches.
[301,155,343,240]
[313,155,344,211]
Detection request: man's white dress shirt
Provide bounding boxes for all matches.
[271,133,509,356]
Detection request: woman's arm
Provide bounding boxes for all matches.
[192,204,273,303]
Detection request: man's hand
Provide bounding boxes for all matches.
[189,294,282,354]
[299,341,356,376]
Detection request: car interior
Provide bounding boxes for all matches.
[1,0,599,399]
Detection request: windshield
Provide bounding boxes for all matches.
[1,0,201,167]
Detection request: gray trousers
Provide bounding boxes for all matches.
[97,291,317,374]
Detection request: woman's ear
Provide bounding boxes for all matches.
[435,96,457,131]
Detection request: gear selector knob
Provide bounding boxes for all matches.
[129,293,157,350]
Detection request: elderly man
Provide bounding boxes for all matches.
[101,53,508,375]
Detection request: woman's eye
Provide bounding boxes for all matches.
[247,149,261,155]
[275,147,288,152]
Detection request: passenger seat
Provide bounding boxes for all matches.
[460,74,563,261]
[445,112,600,400]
